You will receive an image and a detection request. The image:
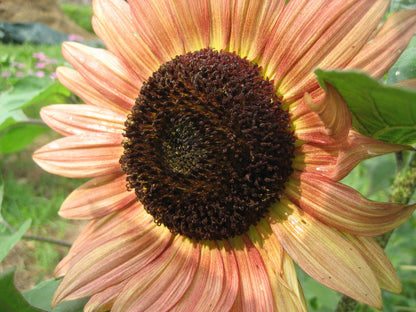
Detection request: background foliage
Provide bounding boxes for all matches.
[0,1,415,311]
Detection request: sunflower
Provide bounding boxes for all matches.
[33,0,416,311]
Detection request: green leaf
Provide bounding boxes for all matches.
[0,79,71,152]
[0,175,4,219]
[0,267,44,312]
[0,123,49,154]
[0,76,53,120]
[0,77,70,130]
[0,219,31,262]
[23,81,72,119]
[315,69,416,145]
[23,279,89,312]
[0,112,28,133]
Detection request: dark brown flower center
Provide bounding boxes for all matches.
[120,48,295,241]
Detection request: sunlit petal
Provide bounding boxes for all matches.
[285,172,416,236]
[59,173,135,219]
[112,237,199,312]
[33,134,123,178]
[270,198,382,309]
[40,104,125,136]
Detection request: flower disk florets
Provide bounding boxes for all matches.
[120,48,295,241]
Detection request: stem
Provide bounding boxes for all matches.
[335,152,416,312]
[0,219,72,247]
[21,234,72,247]
[25,119,46,126]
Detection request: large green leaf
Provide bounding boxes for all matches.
[0,77,71,130]
[0,79,71,153]
[23,81,72,119]
[0,123,49,154]
[0,175,4,219]
[0,219,31,262]
[23,279,89,312]
[0,267,44,312]
[0,76,53,122]
[315,69,416,145]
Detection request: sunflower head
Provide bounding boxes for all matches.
[120,47,295,240]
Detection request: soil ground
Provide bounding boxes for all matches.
[0,0,96,41]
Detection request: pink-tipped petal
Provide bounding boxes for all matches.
[345,234,401,293]
[261,0,329,80]
[270,198,382,309]
[92,0,162,80]
[84,282,126,312]
[53,220,172,305]
[62,42,141,111]
[171,241,226,312]
[112,237,199,312]
[56,67,129,115]
[208,0,232,50]
[229,235,274,312]
[285,172,416,237]
[278,0,389,102]
[55,203,151,277]
[216,240,240,310]
[59,173,135,219]
[40,104,125,136]
[33,134,123,178]
[294,130,414,181]
[228,0,284,60]
[170,0,210,52]
[347,9,416,79]
[129,0,184,62]
[249,219,308,311]
[395,79,416,89]
[290,97,331,144]
[304,83,352,142]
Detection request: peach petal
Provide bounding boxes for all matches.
[53,224,172,306]
[62,42,141,111]
[294,130,413,181]
[92,0,162,79]
[216,240,240,310]
[208,0,232,50]
[40,104,125,136]
[285,172,416,237]
[347,9,416,79]
[170,241,225,312]
[291,107,331,145]
[229,235,274,311]
[395,78,416,89]
[228,0,284,60]
[170,0,210,52]
[270,198,382,309]
[278,0,389,102]
[32,134,123,178]
[261,0,333,80]
[345,234,401,293]
[293,143,338,178]
[112,237,199,312]
[129,0,184,62]
[56,67,129,115]
[333,131,414,179]
[249,220,308,311]
[59,173,135,220]
[84,282,126,312]
[304,83,351,142]
[290,99,331,144]
[55,203,151,277]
